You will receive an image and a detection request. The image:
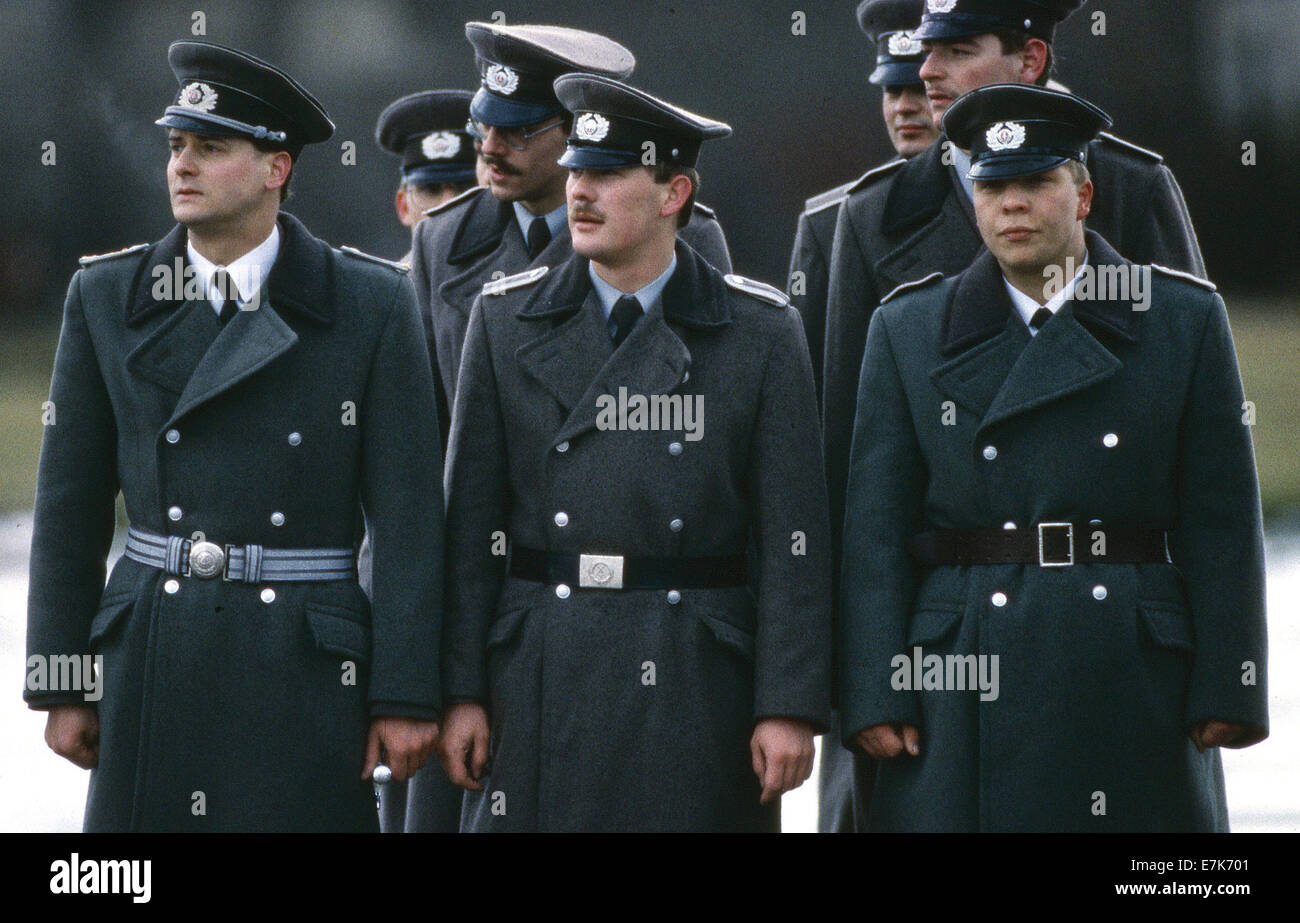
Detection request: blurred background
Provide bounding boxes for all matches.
[1,0,1296,831]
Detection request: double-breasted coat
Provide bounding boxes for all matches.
[25,213,445,832]
[442,241,831,832]
[838,233,1267,831]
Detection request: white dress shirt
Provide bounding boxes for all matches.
[1002,250,1090,336]
[186,224,281,316]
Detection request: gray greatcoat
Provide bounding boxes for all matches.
[442,241,831,832]
[399,185,732,830]
[839,233,1267,831]
[821,133,1208,827]
[25,213,444,832]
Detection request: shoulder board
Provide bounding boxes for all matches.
[1096,132,1164,164]
[1151,264,1216,292]
[692,201,717,219]
[339,246,409,273]
[724,273,789,307]
[803,180,856,216]
[482,265,549,296]
[78,243,148,266]
[846,158,906,195]
[422,184,485,218]
[881,271,944,304]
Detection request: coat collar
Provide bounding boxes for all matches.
[514,241,721,448]
[126,212,333,328]
[446,188,514,265]
[881,139,955,237]
[931,231,1140,434]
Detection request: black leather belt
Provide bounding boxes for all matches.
[509,546,747,589]
[908,523,1171,568]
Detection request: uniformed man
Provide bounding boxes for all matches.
[789,0,935,406]
[820,0,1209,827]
[24,41,445,832]
[435,75,831,832]
[839,84,1267,831]
[374,90,480,263]
[406,22,733,435]
[787,0,937,835]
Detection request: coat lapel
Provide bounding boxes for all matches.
[931,232,1140,434]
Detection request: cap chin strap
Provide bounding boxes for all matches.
[157,108,287,143]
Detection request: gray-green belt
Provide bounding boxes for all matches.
[124,526,355,582]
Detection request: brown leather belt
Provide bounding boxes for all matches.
[907,523,1171,568]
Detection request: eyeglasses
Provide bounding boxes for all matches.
[465,118,565,152]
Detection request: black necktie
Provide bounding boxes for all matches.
[1029,307,1052,332]
[213,269,239,325]
[526,217,552,258]
[610,295,642,349]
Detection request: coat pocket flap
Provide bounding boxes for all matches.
[1138,603,1194,652]
[305,604,372,663]
[88,595,135,648]
[906,607,963,647]
[696,612,756,661]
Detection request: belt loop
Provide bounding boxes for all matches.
[243,544,263,583]
[165,536,187,576]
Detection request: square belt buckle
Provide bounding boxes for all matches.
[578,553,624,589]
[1037,522,1074,567]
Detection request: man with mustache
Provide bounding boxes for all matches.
[820,0,1207,829]
[406,22,732,449]
[25,42,444,831]
[839,83,1266,830]
[435,75,831,831]
[786,0,937,834]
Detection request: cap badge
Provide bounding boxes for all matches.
[986,121,1027,151]
[485,64,520,96]
[422,131,461,160]
[887,31,923,56]
[574,113,611,142]
[928,0,959,13]
[178,81,219,113]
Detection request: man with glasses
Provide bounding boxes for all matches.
[407,22,732,436]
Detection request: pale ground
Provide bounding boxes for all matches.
[1,515,1294,833]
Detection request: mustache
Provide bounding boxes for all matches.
[569,207,604,223]
[481,154,519,175]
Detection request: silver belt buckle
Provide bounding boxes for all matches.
[578,553,624,589]
[1037,522,1074,567]
[188,540,226,579]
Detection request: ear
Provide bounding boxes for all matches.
[265,150,293,193]
[659,172,693,221]
[1077,178,1094,220]
[395,186,411,224]
[1020,38,1050,84]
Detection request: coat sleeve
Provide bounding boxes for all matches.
[838,308,926,745]
[787,210,830,405]
[441,296,511,704]
[360,273,446,720]
[1169,291,1267,739]
[25,270,120,709]
[408,217,438,368]
[679,214,732,274]
[822,201,881,631]
[1135,164,1207,278]
[747,306,832,731]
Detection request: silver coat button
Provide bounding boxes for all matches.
[1003,521,1017,530]
[164,579,180,594]
[288,432,302,446]
[1092,585,1108,601]
[667,589,681,605]
[669,518,684,532]
[165,429,180,444]
[555,583,571,599]
[556,441,569,453]
[1103,433,1119,448]
[260,587,276,604]
[991,592,1008,608]
[554,511,569,527]
[982,445,998,461]
[669,442,683,456]
[270,511,285,526]
[167,505,183,521]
